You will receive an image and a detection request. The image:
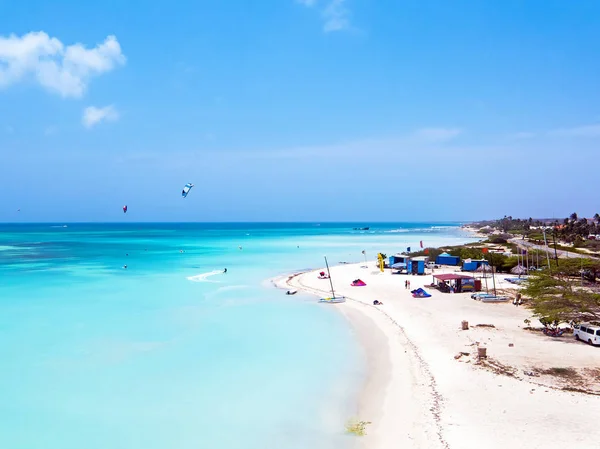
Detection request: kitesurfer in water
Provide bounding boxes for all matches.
[223,268,228,273]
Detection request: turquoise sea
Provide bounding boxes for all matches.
[0,222,474,449]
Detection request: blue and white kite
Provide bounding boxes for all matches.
[182,183,194,198]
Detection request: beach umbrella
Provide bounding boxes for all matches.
[511,265,528,275]
[476,264,493,273]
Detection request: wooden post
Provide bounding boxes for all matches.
[461,320,469,330]
[477,347,487,359]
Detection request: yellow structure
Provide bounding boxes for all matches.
[377,253,385,272]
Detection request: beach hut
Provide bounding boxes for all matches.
[435,252,461,266]
[408,256,428,275]
[462,259,489,272]
[433,273,477,293]
[389,254,410,268]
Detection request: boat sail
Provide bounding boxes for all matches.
[319,256,346,304]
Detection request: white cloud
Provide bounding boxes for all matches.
[0,32,125,98]
[323,0,350,32]
[82,105,119,129]
[413,127,462,143]
[551,124,600,137]
[297,0,350,32]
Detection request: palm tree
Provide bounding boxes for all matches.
[570,212,578,222]
[594,213,600,223]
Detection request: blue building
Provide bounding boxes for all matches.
[389,254,428,274]
[389,254,410,269]
[388,254,410,267]
[408,256,428,275]
[435,252,461,266]
[462,259,489,272]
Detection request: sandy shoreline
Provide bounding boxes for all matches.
[275,272,446,449]
[274,263,600,449]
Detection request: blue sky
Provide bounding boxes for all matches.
[1,0,599,222]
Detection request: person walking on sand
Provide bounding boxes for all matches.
[405,280,408,289]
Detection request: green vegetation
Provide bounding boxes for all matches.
[345,419,372,436]
[473,213,600,244]
[487,236,509,244]
[522,258,600,325]
[582,239,600,251]
[409,247,443,260]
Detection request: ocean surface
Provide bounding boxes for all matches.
[0,222,475,449]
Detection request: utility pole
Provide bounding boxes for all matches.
[542,228,552,271]
[490,251,497,296]
[552,231,559,267]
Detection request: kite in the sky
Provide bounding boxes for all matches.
[182,183,194,198]
[123,205,128,214]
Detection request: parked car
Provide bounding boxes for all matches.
[573,323,600,346]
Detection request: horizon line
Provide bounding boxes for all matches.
[0,220,471,225]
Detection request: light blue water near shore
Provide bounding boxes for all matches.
[0,223,475,449]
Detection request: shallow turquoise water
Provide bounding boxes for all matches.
[0,223,473,448]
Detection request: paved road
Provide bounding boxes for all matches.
[510,238,597,260]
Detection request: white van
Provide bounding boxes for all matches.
[573,323,600,346]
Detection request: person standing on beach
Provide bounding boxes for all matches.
[405,280,408,289]
[407,280,411,290]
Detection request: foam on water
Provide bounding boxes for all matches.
[186,269,225,282]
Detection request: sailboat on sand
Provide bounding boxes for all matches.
[319,256,346,304]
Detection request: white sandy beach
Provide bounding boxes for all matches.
[276,263,600,449]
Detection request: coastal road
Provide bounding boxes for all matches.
[509,238,596,260]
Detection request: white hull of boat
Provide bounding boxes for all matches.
[481,296,509,303]
[319,296,346,304]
